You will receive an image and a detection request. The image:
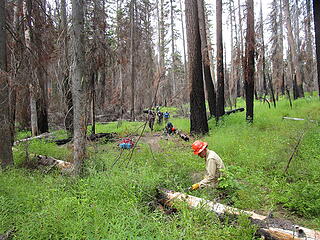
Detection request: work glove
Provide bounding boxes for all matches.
[191,183,200,190]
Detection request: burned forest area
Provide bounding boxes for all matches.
[1,0,320,239]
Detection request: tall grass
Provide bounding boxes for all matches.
[1,96,319,239]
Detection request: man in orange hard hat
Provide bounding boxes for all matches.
[190,140,225,190]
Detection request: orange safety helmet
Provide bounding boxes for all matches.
[192,140,208,155]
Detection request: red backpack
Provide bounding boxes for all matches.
[119,138,134,149]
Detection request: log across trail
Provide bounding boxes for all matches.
[158,188,320,240]
[13,132,53,146]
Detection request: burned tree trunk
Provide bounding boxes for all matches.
[314,0,320,98]
[244,0,255,122]
[0,0,13,168]
[216,0,225,119]
[14,0,30,131]
[90,72,96,135]
[71,0,87,175]
[130,0,135,121]
[34,0,49,134]
[170,0,176,97]
[197,0,216,117]
[185,0,208,135]
[61,0,73,135]
[283,0,304,99]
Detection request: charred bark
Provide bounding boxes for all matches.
[185,0,208,135]
[225,108,244,115]
[0,0,13,168]
[61,0,73,135]
[216,0,225,119]
[314,0,320,98]
[197,0,216,117]
[244,0,255,122]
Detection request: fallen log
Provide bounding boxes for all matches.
[0,229,15,240]
[179,133,190,142]
[88,132,116,141]
[53,137,73,145]
[176,130,190,142]
[225,108,245,115]
[36,155,73,170]
[282,117,317,123]
[158,188,320,240]
[52,133,117,146]
[13,132,53,146]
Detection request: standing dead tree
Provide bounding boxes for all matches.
[71,0,87,175]
[185,0,208,135]
[269,0,284,100]
[313,0,320,98]
[61,0,74,135]
[283,0,304,99]
[0,0,13,168]
[216,0,225,120]
[244,0,255,122]
[197,0,216,117]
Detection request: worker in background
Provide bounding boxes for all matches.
[164,111,170,123]
[148,110,156,131]
[165,122,176,135]
[190,140,225,190]
[157,111,163,124]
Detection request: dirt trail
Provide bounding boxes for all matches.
[140,134,163,152]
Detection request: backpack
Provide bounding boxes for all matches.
[119,138,134,149]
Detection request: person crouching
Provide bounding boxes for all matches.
[190,140,225,190]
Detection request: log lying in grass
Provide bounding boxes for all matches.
[158,188,320,240]
[52,133,117,146]
[176,130,190,142]
[224,107,245,115]
[282,117,317,123]
[36,155,73,170]
[0,229,15,240]
[88,133,116,141]
[54,137,73,145]
[13,132,53,146]
[179,133,190,142]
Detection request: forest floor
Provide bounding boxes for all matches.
[140,133,163,152]
[1,97,320,239]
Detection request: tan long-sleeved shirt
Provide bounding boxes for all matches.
[198,150,225,188]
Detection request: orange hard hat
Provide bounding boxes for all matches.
[192,140,208,155]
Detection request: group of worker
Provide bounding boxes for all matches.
[145,108,225,191]
[147,109,170,132]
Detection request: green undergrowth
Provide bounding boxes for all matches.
[1,96,320,239]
